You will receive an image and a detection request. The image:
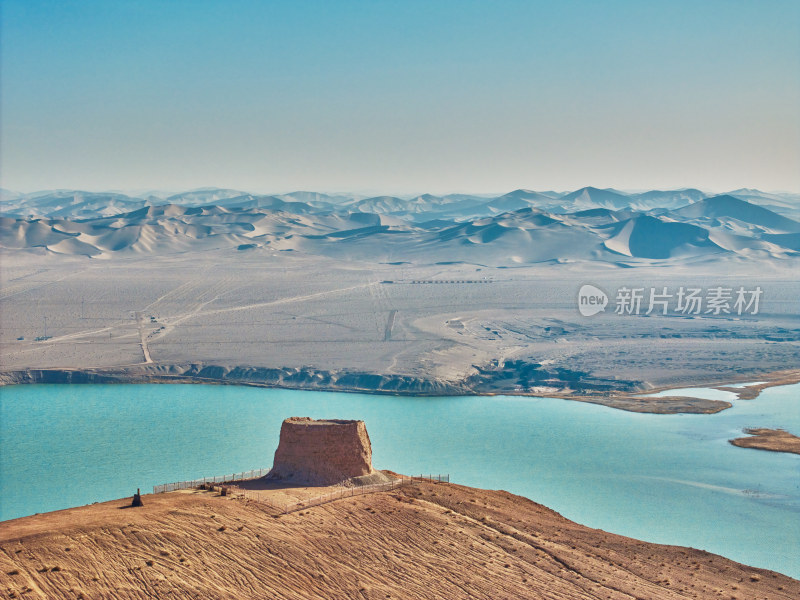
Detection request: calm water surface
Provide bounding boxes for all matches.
[1,383,798,578]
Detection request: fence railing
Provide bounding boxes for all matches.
[153,469,450,510]
[413,474,449,483]
[153,468,271,494]
[229,473,450,514]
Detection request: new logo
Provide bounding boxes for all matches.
[577,284,608,316]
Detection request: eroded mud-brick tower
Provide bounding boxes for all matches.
[268,417,376,485]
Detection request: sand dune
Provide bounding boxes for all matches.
[4,187,798,223]
[2,193,796,265]
[675,195,800,232]
[2,187,798,400]
[558,186,633,211]
[629,188,707,209]
[603,215,723,259]
[763,232,800,251]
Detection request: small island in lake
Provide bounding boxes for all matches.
[729,428,800,455]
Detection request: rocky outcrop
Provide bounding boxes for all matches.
[268,417,378,485]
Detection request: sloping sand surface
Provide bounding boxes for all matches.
[3,192,800,261]
[2,481,797,599]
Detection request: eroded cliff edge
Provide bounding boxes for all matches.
[2,363,798,415]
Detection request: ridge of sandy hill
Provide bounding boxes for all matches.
[1,481,797,599]
[676,195,800,232]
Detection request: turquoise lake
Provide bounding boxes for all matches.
[1,383,798,578]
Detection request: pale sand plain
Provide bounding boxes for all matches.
[2,480,798,600]
[2,249,799,413]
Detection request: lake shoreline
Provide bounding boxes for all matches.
[2,364,798,415]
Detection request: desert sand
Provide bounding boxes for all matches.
[2,188,799,413]
[2,480,798,600]
[1,250,798,413]
[729,428,800,455]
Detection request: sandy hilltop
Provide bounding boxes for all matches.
[2,186,800,413]
[3,482,800,600]
[3,416,799,599]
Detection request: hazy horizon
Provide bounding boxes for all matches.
[2,0,799,194]
[3,184,799,198]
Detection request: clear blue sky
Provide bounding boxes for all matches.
[2,0,798,194]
